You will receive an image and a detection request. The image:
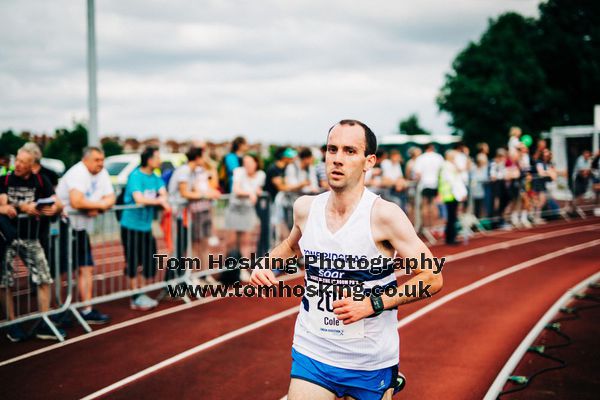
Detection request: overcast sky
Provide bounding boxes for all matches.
[0,0,540,145]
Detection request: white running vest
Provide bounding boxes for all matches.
[294,188,399,370]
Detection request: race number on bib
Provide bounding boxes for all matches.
[306,280,364,339]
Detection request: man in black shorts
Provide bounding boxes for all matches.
[56,147,115,324]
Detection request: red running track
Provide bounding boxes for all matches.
[499,284,600,400]
[0,218,599,399]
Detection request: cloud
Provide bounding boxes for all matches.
[0,0,540,144]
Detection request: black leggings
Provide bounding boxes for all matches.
[120,227,157,279]
[445,201,459,244]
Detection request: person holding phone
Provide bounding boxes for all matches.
[0,144,64,342]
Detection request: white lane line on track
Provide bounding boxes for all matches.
[279,238,600,400]
[80,238,600,400]
[397,238,600,328]
[1,223,597,369]
[0,272,303,368]
[80,306,300,400]
[444,223,599,262]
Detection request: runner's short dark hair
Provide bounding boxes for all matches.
[328,119,377,156]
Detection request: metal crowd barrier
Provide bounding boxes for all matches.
[274,174,588,246]
[1,214,74,341]
[415,174,585,245]
[186,192,271,279]
[1,178,592,341]
[1,193,274,341]
[233,175,589,251]
[65,203,194,334]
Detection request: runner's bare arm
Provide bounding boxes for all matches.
[333,199,443,324]
[250,195,313,286]
[374,199,443,309]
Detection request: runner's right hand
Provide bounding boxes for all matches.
[250,269,278,286]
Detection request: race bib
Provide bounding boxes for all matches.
[305,279,364,339]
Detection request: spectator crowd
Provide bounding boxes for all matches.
[1,127,600,343]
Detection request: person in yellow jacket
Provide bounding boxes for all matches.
[0,152,13,176]
[438,150,467,245]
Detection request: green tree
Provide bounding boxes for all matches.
[44,123,88,168]
[438,1,600,150]
[398,114,431,135]
[102,139,123,157]
[0,130,27,155]
[437,13,549,150]
[534,0,600,125]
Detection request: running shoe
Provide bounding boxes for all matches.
[395,371,407,393]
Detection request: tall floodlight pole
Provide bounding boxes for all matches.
[87,0,99,146]
[594,105,599,154]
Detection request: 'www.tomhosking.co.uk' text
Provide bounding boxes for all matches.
[167,280,433,301]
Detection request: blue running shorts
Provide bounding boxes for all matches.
[290,348,399,400]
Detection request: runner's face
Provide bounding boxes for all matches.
[325,124,375,191]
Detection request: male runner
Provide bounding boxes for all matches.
[251,120,444,400]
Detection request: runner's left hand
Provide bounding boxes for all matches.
[333,295,374,325]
